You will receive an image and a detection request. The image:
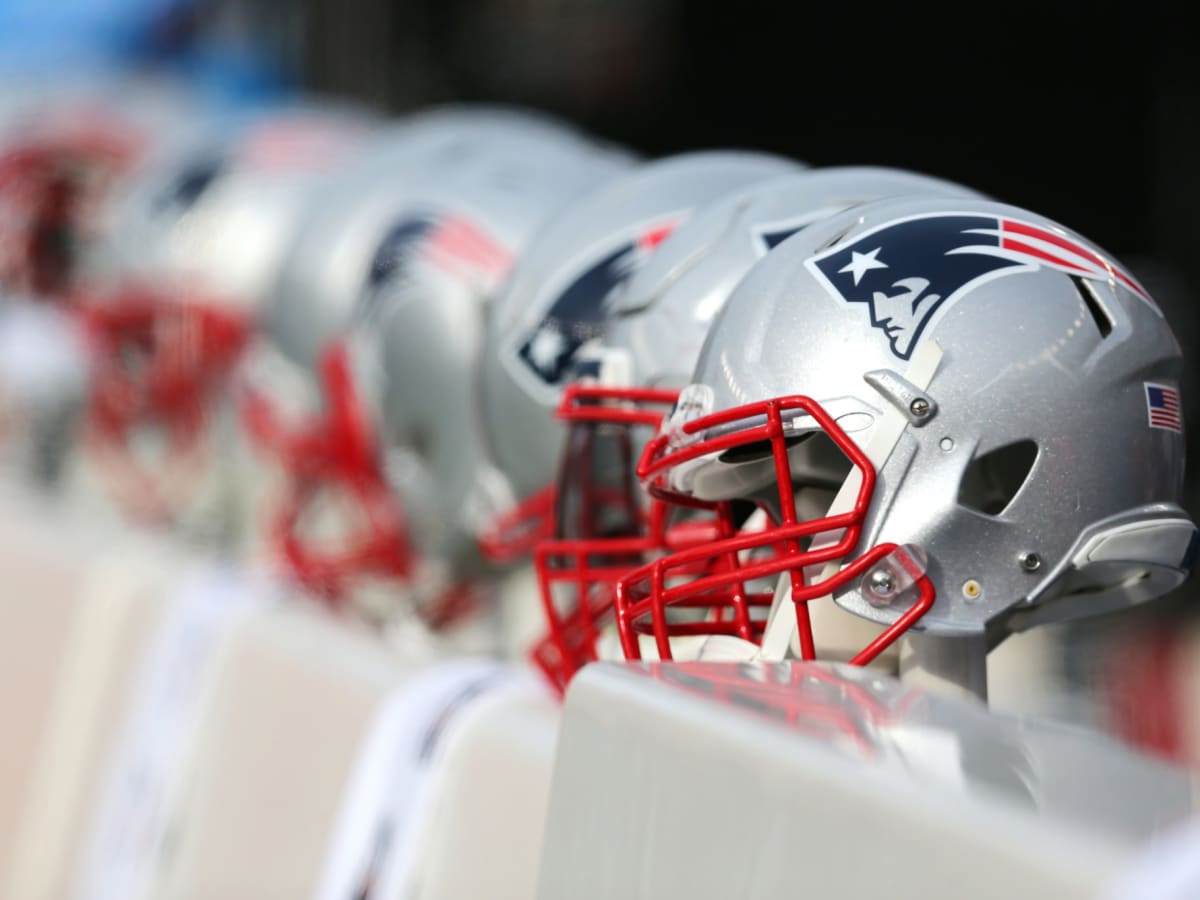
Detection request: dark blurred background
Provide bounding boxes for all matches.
[300,0,1196,269]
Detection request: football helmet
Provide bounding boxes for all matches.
[244,105,636,623]
[75,100,377,522]
[0,74,218,299]
[478,150,804,570]
[528,167,986,691]
[612,195,1196,669]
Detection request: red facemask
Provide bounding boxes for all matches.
[614,394,934,666]
[241,340,411,588]
[241,339,482,628]
[0,129,133,297]
[81,288,250,522]
[528,383,727,693]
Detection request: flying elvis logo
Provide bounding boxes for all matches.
[805,213,1157,360]
[518,220,677,385]
[357,213,509,322]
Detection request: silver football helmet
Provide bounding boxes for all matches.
[527,166,986,690]
[0,73,221,298]
[263,104,634,370]
[613,194,1196,670]
[478,150,805,565]
[245,105,636,623]
[74,99,378,522]
[0,76,234,496]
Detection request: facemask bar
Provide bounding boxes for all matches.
[81,288,250,522]
[616,394,934,666]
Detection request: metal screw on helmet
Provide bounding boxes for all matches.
[869,569,895,596]
[909,397,931,417]
[1019,552,1042,572]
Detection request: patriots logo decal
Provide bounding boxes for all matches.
[358,216,437,321]
[358,213,510,322]
[806,213,1157,360]
[367,217,436,290]
[518,220,676,385]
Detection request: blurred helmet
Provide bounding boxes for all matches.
[0,73,219,299]
[478,150,805,568]
[262,104,632,370]
[528,166,986,691]
[244,104,635,624]
[613,195,1196,668]
[76,99,377,522]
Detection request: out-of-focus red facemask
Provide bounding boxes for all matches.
[81,288,251,522]
[240,339,481,629]
[0,129,133,297]
[528,383,727,694]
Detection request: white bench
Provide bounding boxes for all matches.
[0,481,191,897]
[536,660,1197,900]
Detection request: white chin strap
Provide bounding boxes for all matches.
[755,340,944,663]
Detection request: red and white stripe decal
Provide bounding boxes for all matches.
[422,215,511,279]
[1001,218,1153,306]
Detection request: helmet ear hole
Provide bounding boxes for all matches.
[957,439,1039,517]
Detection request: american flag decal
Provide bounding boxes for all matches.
[1145,383,1183,433]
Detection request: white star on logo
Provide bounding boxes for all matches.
[527,325,566,376]
[838,246,889,285]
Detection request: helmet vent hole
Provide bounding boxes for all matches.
[957,440,1038,517]
[1072,276,1113,339]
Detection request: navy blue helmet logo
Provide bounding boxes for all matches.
[518,222,675,385]
[807,214,1015,359]
[357,213,509,323]
[366,217,437,291]
[806,212,1158,360]
[357,215,437,322]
